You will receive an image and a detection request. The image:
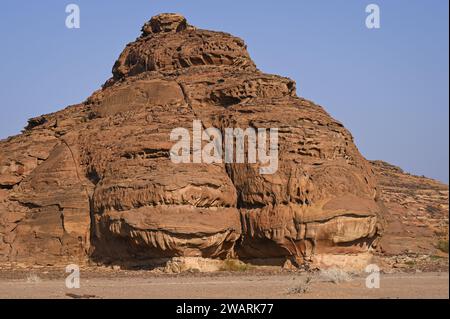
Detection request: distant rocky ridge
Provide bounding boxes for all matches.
[0,14,447,268]
[371,161,448,256]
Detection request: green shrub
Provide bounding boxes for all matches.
[430,255,445,260]
[219,259,251,272]
[436,240,449,253]
[405,260,416,266]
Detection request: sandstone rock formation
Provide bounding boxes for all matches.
[371,161,448,256]
[2,13,434,267]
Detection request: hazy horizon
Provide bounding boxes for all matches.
[0,0,448,183]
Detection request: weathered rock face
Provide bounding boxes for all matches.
[371,161,448,256]
[0,13,387,266]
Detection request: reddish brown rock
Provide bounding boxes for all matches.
[371,161,448,256]
[4,13,438,267]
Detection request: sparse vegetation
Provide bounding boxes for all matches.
[436,240,449,253]
[219,259,251,272]
[425,205,440,215]
[26,273,42,283]
[288,276,313,294]
[405,260,416,266]
[430,255,445,261]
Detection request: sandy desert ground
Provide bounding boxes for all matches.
[0,269,448,299]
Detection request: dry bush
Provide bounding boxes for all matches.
[288,276,313,294]
[219,259,251,272]
[26,273,42,283]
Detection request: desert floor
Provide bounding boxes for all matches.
[0,269,448,299]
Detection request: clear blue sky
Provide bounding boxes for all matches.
[0,0,448,183]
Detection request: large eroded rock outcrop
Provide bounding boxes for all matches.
[0,13,387,266]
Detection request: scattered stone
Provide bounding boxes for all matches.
[282,259,297,271]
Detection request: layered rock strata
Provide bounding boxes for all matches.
[1,13,389,266]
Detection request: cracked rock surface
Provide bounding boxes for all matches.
[2,13,439,266]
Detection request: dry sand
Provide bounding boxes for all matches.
[0,269,447,299]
